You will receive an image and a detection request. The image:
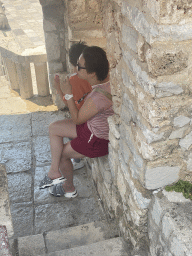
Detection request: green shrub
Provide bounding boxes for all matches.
[165,180,192,200]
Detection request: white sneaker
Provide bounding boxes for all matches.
[71,159,85,170]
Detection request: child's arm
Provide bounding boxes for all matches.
[54,74,68,106]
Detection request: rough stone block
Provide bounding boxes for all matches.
[45,32,60,62]
[121,105,132,126]
[150,196,163,226]
[119,158,151,210]
[174,115,191,127]
[121,3,158,43]
[144,0,192,25]
[7,172,32,203]
[123,50,156,96]
[0,114,31,143]
[155,82,183,98]
[122,68,136,96]
[34,62,50,96]
[33,136,51,166]
[122,24,138,53]
[142,126,164,144]
[162,190,191,203]
[119,139,131,164]
[169,126,188,140]
[179,131,192,150]
[187,152,192,172]
[16,62,33,99]
[109,131,119,149]
[10,202,33,237]
[147,50,188,77]
[43,18,57,32]
[145,165,180,190]
[0,141,32,173]
[68,0,85,16]
[128,193,148,227]
[108,145,119,179]
[48,62,63,74]
[162,213,176,240]
[129,159,141,180]
[116,166,127,202]
[18,234,45,256]
[108,116,120,139]
[122,1,192,44]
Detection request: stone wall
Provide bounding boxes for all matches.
[39,0,192,254]
[148,190,192,255]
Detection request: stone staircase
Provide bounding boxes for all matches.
[11,220,130,256]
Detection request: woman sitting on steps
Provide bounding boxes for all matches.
[39,46,114,198]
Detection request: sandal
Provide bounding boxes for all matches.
[39,175,66,189]
[49,183,78,198]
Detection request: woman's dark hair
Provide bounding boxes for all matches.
[82,46,109,81]
[69,41,87,67]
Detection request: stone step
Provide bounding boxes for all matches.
[39,237,130,256]
[16,220,120,256]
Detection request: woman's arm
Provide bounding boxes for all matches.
[63,77,98,125]
[67,96,98,125]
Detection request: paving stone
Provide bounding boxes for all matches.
[10,202,33,237]
[7,172,32,203]
[35,198,104,234]
[32,111,70,136]
[18,233,46,256]
[0,141,32,173]
[0,114,31,143]
[33,136,51,166]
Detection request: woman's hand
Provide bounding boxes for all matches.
[62,76,72,95]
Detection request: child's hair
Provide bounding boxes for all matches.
[69,41,87,67]
[83,46,109,81]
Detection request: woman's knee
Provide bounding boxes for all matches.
[49,121,58,135]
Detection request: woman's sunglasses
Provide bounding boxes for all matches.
[76,62,86,71]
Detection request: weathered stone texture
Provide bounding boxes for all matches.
[41,0,192,254]
[144,0,192,24]
[148,192,192,256]
[146,47,189,77]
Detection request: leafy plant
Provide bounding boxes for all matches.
[165,180,192,200]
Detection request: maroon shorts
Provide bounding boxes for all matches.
[70,122,109,158]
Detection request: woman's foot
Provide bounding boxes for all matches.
[39,175,66,189]
[49,183,77,198]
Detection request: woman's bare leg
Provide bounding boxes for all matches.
[48,119,77,179]
[59,141,85,192]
